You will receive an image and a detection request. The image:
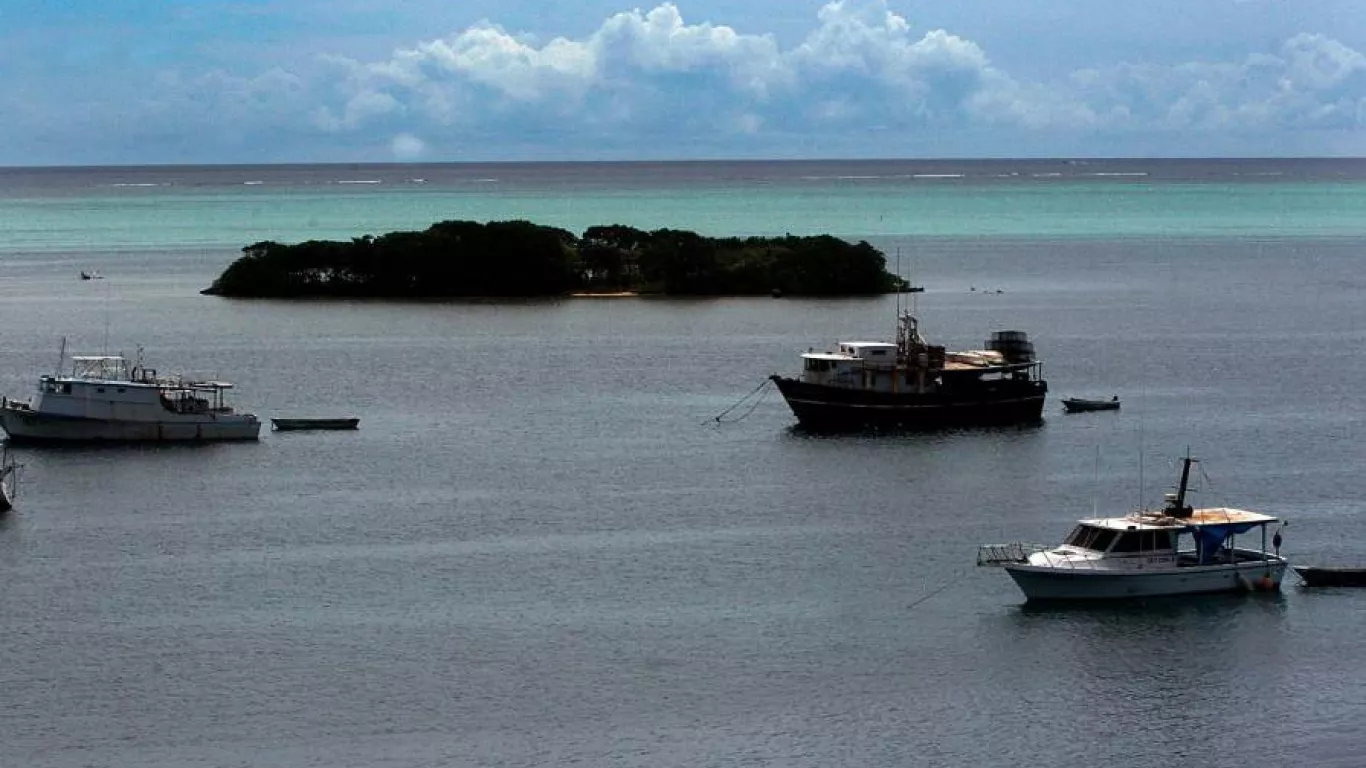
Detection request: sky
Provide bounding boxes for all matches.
[0,0,1363,165]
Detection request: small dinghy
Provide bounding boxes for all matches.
[270,418,360,431]
[1062,396,1120,413]
[1292,566,1366,587]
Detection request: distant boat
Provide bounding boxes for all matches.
[1293,566,1366,587]
[271,417,360,431]
[79,270,103,280]
[1062,396,1120,413]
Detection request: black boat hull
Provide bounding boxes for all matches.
[770,376,1047,431]
[271,418,360,431]
[1062,399,1120,413]
[1293,566,1366,587]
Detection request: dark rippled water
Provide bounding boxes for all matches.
[3,161,1366,766]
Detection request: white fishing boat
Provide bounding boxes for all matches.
[978,454,1287,601]
[0,344,261,443]
[0,445,21,512]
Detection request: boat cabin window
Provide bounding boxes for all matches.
[1109,530,1176,554]
[805,359,834,373]
[1063,525,1117,551]
[1091,529,1118,551]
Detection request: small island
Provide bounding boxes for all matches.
[201,220,905,298]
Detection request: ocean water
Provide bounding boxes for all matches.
[2,159,1366,767]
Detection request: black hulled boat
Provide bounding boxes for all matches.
[770,313,1047,431]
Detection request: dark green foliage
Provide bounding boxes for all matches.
[202,220,900,298]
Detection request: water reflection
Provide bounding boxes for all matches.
[1014,591,1288,620]
[781,421,1047,441]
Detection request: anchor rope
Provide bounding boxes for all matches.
[705,378,774,425]
[906,568,966,611]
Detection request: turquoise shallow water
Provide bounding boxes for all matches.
[2,159,1365,255]
[2,160,1366,767]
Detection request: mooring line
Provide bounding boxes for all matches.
[906,568,967,611]
[705,378,774,425]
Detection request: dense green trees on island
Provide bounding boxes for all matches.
[201,220,905,298]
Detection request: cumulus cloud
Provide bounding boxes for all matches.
[1071,33,1366,132]
[307,1,1036,148]
[7,1,1363,162]
[390,133,426,159]
[289,1,1363,157]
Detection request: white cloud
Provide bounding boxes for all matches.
[1069,33,1366,133]
[390,132,426,159]
[299,1,1362,154]
[1279,33,1365,92]
[3,0,1363,162]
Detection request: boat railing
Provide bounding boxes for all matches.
[977,542,1050,566]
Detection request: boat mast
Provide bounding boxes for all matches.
[54,336,66,376]
[1170,448,1196,518]
[895,247,901,320]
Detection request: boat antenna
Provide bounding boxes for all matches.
[1137,421,1145,512]
[103,277,112,355]
[1092,444,1100,519]
[895,246,902,319]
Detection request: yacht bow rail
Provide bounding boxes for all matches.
[976,541,1049,566]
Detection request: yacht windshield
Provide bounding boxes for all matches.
[1063,525,1117,551]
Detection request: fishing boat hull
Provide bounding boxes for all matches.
[1004,555,1288,601]
[0,405,260,443]
[271,418,359,431]
[1292,566,1366,587]
[770,376,1047,431]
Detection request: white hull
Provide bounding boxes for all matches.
[0,408,259,443]
[1004,556,1288,601]
[0,468,13,512]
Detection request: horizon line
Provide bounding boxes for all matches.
[2,155,1365,171]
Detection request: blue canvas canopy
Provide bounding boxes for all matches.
[1191,521,1265,564]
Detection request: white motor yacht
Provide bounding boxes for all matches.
[978,454,1287,601]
